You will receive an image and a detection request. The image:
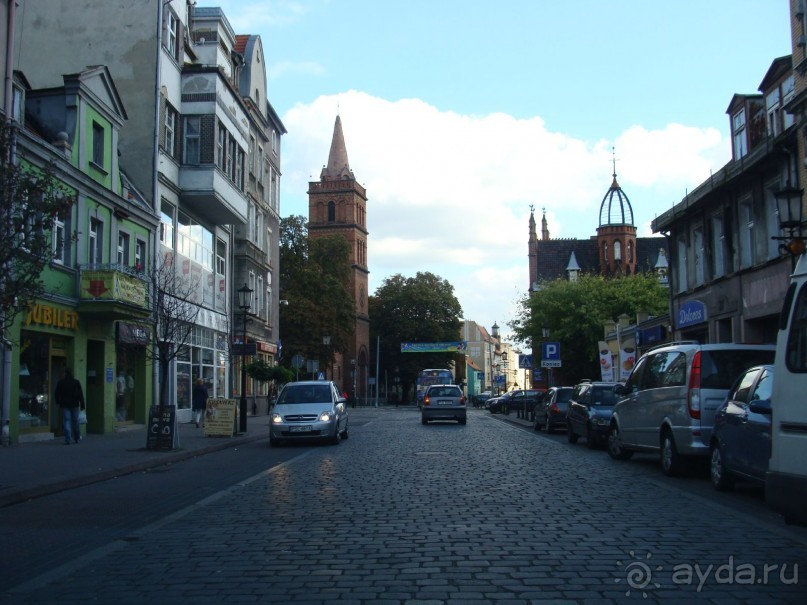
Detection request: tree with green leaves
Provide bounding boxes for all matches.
[369,272,463,401]
[1,121,75,347]
[509,273,668,382]
[278,215,355,373]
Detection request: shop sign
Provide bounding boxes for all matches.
[257,341,278,354]
[25,304,78,331]
[118,322,151,346]
[81,270,147,307]
[147,405,177,450]
[677,300,707,329]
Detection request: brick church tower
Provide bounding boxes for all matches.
[308,115,370,400]
[596,157,637,277]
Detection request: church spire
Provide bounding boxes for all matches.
[321,114,354,181]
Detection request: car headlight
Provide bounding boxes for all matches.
[591,416,609,426]
[271,413,283,424]
[319,411,334,422]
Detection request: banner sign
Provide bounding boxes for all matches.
[204,398,238,437]
[619,340,637,381]
[677,300,707,329]
[401,341,467,353]
[599,341,615,382]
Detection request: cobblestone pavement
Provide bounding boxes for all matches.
[4,408,807,604]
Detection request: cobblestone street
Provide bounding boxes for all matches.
[5,408,806,604]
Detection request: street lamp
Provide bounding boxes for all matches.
[773,183,805,269]
[491,322,499,394]
[351,358,356,407]
[237,283,253,433]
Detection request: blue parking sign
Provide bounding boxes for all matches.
[542,342,560,360]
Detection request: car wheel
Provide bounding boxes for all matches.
[341,424,349,440]
[545,417,553,434]
[421,417,428,425]
[585,425,598,450]
[331,427,341,445]
[567,422,579,443]
[269,435,281,447]
[710,443,735,491]
[459,417,467,425]
[607,424,634,460]
[533,418,541,431]
[660,431,683,476]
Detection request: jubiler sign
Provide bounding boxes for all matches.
[25,304,79,331]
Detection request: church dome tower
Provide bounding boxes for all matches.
[596,150,637,276]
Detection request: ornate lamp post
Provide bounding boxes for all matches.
[773,183,805,270]
[237,283,253,433]
[542,326,551,389]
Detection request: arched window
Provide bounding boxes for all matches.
[614,240,622,261]
[602,241,608,262]
[327,201,335,222]
[627,240,633,262]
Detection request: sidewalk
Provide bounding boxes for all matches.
[0,415,273,508]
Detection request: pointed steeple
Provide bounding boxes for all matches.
[321,115,354,181]
[541,207,550,240]
[529,204,537,243]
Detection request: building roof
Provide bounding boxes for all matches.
[321,115,354,181]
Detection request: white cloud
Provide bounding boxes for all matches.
[280,91,729,341]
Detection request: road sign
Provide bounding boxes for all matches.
[518,354,533,369]
[542,341,561,360]
[541,360,562,368]
[317,372,325,380]
[291,354,304,369]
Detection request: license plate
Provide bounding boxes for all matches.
[438,400,453,405]
[289,425,312,432]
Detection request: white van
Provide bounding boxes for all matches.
[767,254,807,526]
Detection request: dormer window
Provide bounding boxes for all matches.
[732,108,747,159]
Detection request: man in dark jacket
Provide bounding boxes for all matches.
[55,368,85,445]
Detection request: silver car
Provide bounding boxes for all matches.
[270,380,349,446]
[421,384,466,425]
[608,342,775,476]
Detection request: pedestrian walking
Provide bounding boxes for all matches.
[54,368,85,445]
[192,378,209,428]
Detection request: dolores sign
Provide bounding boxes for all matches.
[677,300,707,329]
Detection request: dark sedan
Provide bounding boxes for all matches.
[709,364,774,491]
[566,380,620,448]
[533,386,573,433]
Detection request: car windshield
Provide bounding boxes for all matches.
[429,387,460,397]
[556,389,573,402]
[279,385,332,404]
[590,387,616,406]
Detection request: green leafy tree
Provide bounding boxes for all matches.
[370,272,463,400]
[0,122,75,346]
[278,215,355,373]
[510,273,668,382]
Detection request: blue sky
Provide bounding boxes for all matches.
[218,0,792,341]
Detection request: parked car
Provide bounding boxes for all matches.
[566,380,620,448]
[489,389,544,414]
[710,364,774,491]
[533,386,573,433]
[472,391,493,408]
[486,396,503,412]
[422,384,466,424]
[608,341,776,476]
[270,380,349,446]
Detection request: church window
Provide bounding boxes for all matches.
[614,240,622,261]
[602,241,608,263]
[627,241,633,263]
[328,201,336,222]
